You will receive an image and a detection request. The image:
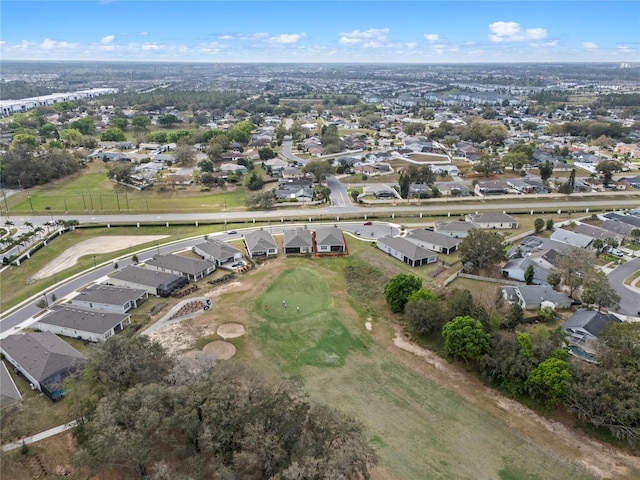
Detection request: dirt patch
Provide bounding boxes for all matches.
[33,235,169,279]
[203,340,236,360]
[148,322,214,356]
[217,323,246,339]
[392,328,640,479]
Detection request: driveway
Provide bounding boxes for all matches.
[606,257,640,317]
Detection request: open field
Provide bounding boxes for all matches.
[4,162,247,215]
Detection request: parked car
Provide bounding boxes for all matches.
[363,221,373,226]
[355,231,361,236]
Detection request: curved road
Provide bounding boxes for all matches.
[606,257,640,317]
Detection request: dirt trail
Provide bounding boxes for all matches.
[33,235,168,279]
[392,330,640,479]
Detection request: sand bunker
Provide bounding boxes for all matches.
[217,323,246,339]
[203,340,236,360]
[33,235,169,279]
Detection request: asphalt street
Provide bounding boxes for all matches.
[606,257,640,317]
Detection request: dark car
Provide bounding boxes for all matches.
[363,221,373,226]
[227,230,237,234]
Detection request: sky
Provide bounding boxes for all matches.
[1,1,638,63]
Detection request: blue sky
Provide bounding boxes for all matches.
[1,1,638,63]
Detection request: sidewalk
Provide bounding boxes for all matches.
[2,420,78,452]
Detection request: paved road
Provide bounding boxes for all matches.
[7,197,640,230]
[606,257,640,317]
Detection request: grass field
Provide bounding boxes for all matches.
[240,257,603,480]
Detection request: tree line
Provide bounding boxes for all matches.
[67,335,377,479]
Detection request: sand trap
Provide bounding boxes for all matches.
[217,323,246,339]
[203,340,236,360]
[33,235,169,279]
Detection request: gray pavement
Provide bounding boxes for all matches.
[606,257,640,317]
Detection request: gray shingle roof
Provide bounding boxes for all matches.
[434,221,476,233]
[0,361,22,406]
[73,285,147,306]
[109,266,185,289]
[550,229,593,248]
[194,239,242,260]
[284,228,313,249]
[563,310,622,337]
[146,254,215,276]
[377,235,437,262]
[406,229,462,249]
[466,213,517,224]
[243,230,277,253]
[314,227,345,247]
[36,305,130,335]
[0,331,86,383]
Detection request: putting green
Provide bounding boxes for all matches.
[257,267,330,321]
[254,267,367,369]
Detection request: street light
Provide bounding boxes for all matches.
[155,242,160,255]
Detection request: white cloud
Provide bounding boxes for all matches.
[142,42,161,51]
[40,38,79,50]
[100,35,115,44]
[218,32,269,41]
[488,21,547,42]
[339,28,389,45]
[582,41,598,50]
[269,33,306,44]
[424,33,440,43]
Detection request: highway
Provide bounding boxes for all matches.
[6,197,640,229]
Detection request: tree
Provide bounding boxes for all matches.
[302,159,335,185]
[206,143,223,163]
[403,122,425,136]
[502,302,524,330]
[111,117,128,131]
[59,128,82,146]
[524,264,535,285]
[581,270,620,311]
[314,185,331,202]
[545,218,554,231]
[108,163,134,183]
[630,228,640,244]
[132,115,151,131]
[398,174,411,199]
[556,248,592,297]
[157,114,180,127]
[536,305,557,323]
[100,127,127,142]
[473,153,503,177]
[245,191,275,209]
[11,133,38,150]
[173,144,195,166]
[526,357,572,408]
[70,117,95,135]
[258,147,276,161]
[442,316,491,362]
[538,160,554,181]
[405,297,442,336]
[384,274,422,313]
[534,218,545,233]
[458,229,505,273]
[247,172,264,191]
[596,160,622,187]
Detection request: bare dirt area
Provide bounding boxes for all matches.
[33,235,169,279]
[203,340,236,360]
[217,322,246,339]
[392,329,640,479]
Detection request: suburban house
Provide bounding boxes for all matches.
[193,239,243,267]
[501,257,551,285]
[465,213,518,229]
[376,235,438,267]
[405,229,461,254]
[549,229,593,248]
[314,227,347,254]
[0,362,22,407]
[563,310,622,345]
[501,285,572,310]
[573,223,624,245]
[33,305,131,343]
[243,230,278,258]
[145,254,216,282]
[434,221,476,239]
[283,228,313,254]
[69,285,148,314]
[108,266,188,297]
[434,181,471,197]
[0,331,86,401]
